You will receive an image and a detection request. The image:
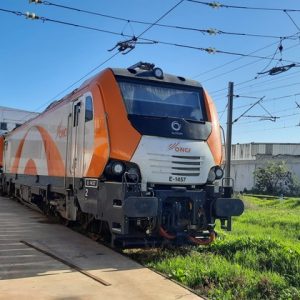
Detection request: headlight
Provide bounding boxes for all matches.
[111,162,125,175]
[153,67,164,79]
[105,161,125,177]
[104,160,142,182]
[207,166,224,183]
[215,166,224,179]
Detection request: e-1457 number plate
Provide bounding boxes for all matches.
[168,176,186,183]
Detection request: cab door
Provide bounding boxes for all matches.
[70,96,85,179]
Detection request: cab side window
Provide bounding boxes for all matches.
[73,102,81,127]
[85,96,93,122]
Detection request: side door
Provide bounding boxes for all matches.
[69,96,85,180]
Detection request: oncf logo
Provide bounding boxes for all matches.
[168,142,191,153]
[171,121,181,131]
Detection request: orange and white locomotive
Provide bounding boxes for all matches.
[0,62,243,247]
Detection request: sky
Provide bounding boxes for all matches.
[1,0,300,144]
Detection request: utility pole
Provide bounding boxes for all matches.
[224,82,234,197]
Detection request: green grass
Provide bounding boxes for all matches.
[126,196,300,300]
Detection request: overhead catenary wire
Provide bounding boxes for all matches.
[108,0,185,54]
[3,2,298,135]
[136,0,184,38]
[234,99,300,122]
[187,1,300,13]
[232,97,265,123]
[243,81,300,95]
[236,111,300,126]
[202,39,300,89]
[2,7,299,63]
[236,68,300,93]
[256,38,284,77]
[211,43,300,103]
[194,29,300,82]
[215,81,300,103]
[193,40,280,79]
[234,124,297,133]
[219,97,298,116]
[212,65,300,101]
[18,0,184,119]
[28,0,298,40]
[218,93,300,126]
[20,51,120,122]
[284,10,300,31]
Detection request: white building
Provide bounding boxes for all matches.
[0,106,39,135]
[229,143,300,192]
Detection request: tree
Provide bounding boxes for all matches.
[253,161,300,196]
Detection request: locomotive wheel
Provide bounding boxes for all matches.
[159,226,176,240]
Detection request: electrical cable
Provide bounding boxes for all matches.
[232,97,265,123]
[187,1,300,13]
[29,0,297,40]
[223,95,300,127]
[212,66,300,101]
[19,52,119,121]
[211,43,300,103]
[202,40,300,87]
[218,92,300,116]
[246,81,300,95]
[2,7,299,63]
[193,40,281,79]
[17,0,184,118]
[108,0,185,54]
[237,112,300,126]
[215,83,300,104]
[284,10,300,31]
[256,39,283,76]
[234,125,297,133]
[237,69,300,92]
[137,0,184,38]
[219,103,228,120]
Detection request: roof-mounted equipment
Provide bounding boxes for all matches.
[127,61,164,79]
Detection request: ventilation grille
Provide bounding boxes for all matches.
[148,153,202,177]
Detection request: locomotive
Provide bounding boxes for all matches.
[0,62,244,247]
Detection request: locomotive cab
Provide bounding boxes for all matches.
[80,62,244,247]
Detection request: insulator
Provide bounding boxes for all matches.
[29,0,42,4]
[205,47,217,54]
[25,12,39,20]
[208,2,222,8]
[207,28,219,35]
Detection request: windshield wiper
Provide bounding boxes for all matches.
[129,114,169,119]
[183,118,206,124]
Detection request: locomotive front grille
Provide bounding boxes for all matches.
[148,153,203,177]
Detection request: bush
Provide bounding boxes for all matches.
[253,161,300,196]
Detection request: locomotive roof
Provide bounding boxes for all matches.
[111,68,202,88]
[5,66,204,136]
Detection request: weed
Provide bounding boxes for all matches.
[126,196,300,299]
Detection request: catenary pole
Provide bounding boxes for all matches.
[224,81,234,197]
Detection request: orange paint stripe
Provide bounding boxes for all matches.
[35,126,65,176]
[24,159,37,176]
[11,132,29,174]
[204,90,223,165]
[11,126,65,176]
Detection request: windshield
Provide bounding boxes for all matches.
[118,80,206,122]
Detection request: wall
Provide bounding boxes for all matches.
[0,106,39,135]
[231,153,300,192]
